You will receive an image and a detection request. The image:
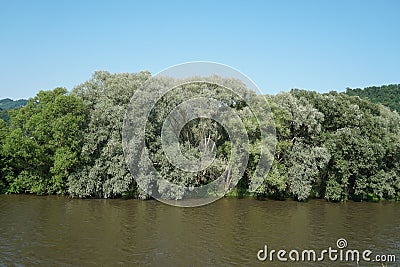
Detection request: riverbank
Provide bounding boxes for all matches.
[2,191,399,203]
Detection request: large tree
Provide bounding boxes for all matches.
[258,93,329,200]
[67,71,151,198]
[294,90,400,201]
[1,88,85,194]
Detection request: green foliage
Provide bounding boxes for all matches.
[67,71,151,198]
[1,88,85,194]
[292,90,400,201]
[253,89,400,202]
[0,109,9,124]
[257,93,329,201]
[346,84,400,112]
[1,73,399,202]
[123,76,274,200]
[0,119,8,193]
[0,98,27,110]
[0,98,27,125]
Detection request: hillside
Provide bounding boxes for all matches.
[0,98,27,110]
[0,98,28,123]
[345,84,400,112]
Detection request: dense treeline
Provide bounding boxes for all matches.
[264,90,400,201]
[1,72,399,201]
[346,84,400,112]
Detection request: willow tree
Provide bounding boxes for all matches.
[67,71,151,198]
[258,93,329,200]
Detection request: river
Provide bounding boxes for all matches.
[0,195,399,266]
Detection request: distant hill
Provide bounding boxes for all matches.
[0,98,28,124]
[0,98,28,110]
[346,84,400,112]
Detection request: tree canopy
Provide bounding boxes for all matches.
[1,74,399,202]
[1,88,85,194]
[346,84,400,112]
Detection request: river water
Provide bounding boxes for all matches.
[0,195,399,266]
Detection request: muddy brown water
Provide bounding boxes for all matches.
[0,195,399,266]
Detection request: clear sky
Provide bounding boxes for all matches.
[1,0,399,99]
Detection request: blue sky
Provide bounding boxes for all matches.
[1,0,399,99]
